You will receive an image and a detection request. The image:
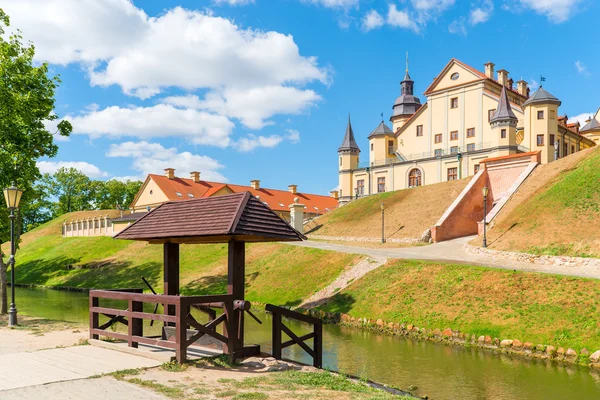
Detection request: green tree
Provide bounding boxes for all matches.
[41,167,93,216]
[0,9,72,314]
[94,179,143,210]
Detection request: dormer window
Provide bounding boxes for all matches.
[175,192,183,197]
[187,193,194,198]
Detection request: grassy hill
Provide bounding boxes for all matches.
[3,211,362,307]
[476,146,600,257]
[312,178,470,240]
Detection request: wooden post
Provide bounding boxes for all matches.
[314,322,323,368]
[131,300,143,348]
[223,299,235,364]
[164,242,180,326]
[175,302,187,364]
[272,311,282,360]
[227,239,245,357]
[90,296,99,340]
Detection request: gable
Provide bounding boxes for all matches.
[210,185,235,197]
[425,59,485,95]
[131,177,170,210]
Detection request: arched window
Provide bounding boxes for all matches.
[409,169,422,187]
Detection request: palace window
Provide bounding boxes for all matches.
[339,157,342,166]
[537,110,544,120]
[451,97,459,109]
[550,134,555,145]
[467,143,475,152]
[416,125,423,137]
[571,145,575,154]
[388,140,395,154]
[447,167,458,181]
[435,149,443,157]
[435,134,442,143]
[467,128,475,138]
[488,109,496,121]
[408,169,422,187]
[501,129,507,139]
[537,135,545,146]
[371,143,374,151]
[550,110,556,120]
[377,177,386,193]
[356,180,364,196]
[450,146,459,154]
[450,131,458,141]
[474,164,480,173]
[564,142,568,156]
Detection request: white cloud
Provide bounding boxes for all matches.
[303,0,359,9]
[568,113,593,126]
[529,78,540,91]
[65,104,235,146]
[162,86,321,130]
[37,161,108,178]
[470,0,494,24]
[286,129,301,144]
[410,0,455,24]
[516,0,583,23]
[575,60,590,77]
[386,5,419,32]
[212,0,255,5]
[106,141,227,182]
[361,10,385,31]
[235,135,284,152]
[448,18,467,35]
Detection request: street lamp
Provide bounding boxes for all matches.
[457,153,463,179]
[4,184,23,326]
[482,186,489,248]
[380,202,385,244]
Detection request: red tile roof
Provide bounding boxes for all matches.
[147,174,338,214]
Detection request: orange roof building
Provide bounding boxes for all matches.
[130,168,339,219]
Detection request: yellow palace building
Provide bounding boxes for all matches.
[337,58,596,204]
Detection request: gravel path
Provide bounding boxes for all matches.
[289,236,600,279]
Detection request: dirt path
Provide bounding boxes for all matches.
[289,237,600,279]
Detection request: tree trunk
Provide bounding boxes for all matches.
[0,253,7,315]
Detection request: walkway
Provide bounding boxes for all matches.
[289,236,600,279]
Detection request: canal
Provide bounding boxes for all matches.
[15,287,600,400]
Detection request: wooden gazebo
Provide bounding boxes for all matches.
[88,192,315,363]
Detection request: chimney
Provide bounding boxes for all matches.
[497,69,509,87]
[507,78,514,90]
[329,190,339,199]
[250,180,260,190]
[288,184,297,194]
[164,168,175,179]
[517,80,528,97]
[484,62,495,79]
[190,171,200,183]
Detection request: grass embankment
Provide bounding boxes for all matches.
[479,146,600,257]
[3,211,361,307]
[312,178,468,240]
[320,259,600,352]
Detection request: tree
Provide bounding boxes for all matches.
[0,9,72,314]
[40,167,94,216]
[94,179,143,211]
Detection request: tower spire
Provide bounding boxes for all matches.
[338,113,360,152]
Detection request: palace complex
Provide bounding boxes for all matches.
[337,58,597,204]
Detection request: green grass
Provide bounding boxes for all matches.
[320,259,600,352]
[6,211,361,307]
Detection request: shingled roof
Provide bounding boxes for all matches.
[368,121,394,139]
[490,85,518,124]
[115,192,306,243]
[338,115,360,152]
[523,86,561,107]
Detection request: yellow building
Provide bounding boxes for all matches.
[581,108,600,145]
[338,58,596,204]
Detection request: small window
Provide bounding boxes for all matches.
[550,110,556,120]
[550,134,555,145]
[447,167,458,181]
[187,193,194,198]
[451,72,459,80]
[450,146,459,154]
[467,128,475,138]
[571,145,575,154]
[371,143,374,151]
[537,110,544,120]
[279,203,284,207]
[408,169,422,187]
[339,157,342,166]
[467,143,475,152]
[450,131,458,141]
[416,125,423,137]
[314,207,319,210]
[388,140,395,154]
[377,177,386,193]
[537,135,545,146]
[488,109,496,121]
[451,97,458,109]
[435,149,443,157]
[176,192,183,197]
[149,190,153,195]
[356,180,364,195]
[501,129,507,139]
[435,134,442,143]
[474,164,480,173]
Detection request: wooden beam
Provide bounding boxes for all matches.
[228,239,245,355]
[164,242,180,324]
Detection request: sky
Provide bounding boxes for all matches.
[2,0,598,195]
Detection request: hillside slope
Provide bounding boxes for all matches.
[3,211,362,307]
[480,146,600,257]
[312,178,469,240]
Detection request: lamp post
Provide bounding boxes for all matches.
[457,153,463,179]
[380,202,385,244]
[4,184,23,326]
[482,186,489,248]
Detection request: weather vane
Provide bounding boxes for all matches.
[381,112,384,122]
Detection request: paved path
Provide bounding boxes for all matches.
[0,345,161,391]
[289,236,600,279]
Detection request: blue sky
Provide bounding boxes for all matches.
[3,0,598,195]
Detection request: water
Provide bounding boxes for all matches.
[15,287,600,400]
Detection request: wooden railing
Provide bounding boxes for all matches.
[89,289,235,363]
[266,304,323,368]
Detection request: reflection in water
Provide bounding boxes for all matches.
[15,287,600,400]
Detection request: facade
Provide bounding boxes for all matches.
[581,108,600,145]
[130,168,339,220]
[338,58,596,204]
